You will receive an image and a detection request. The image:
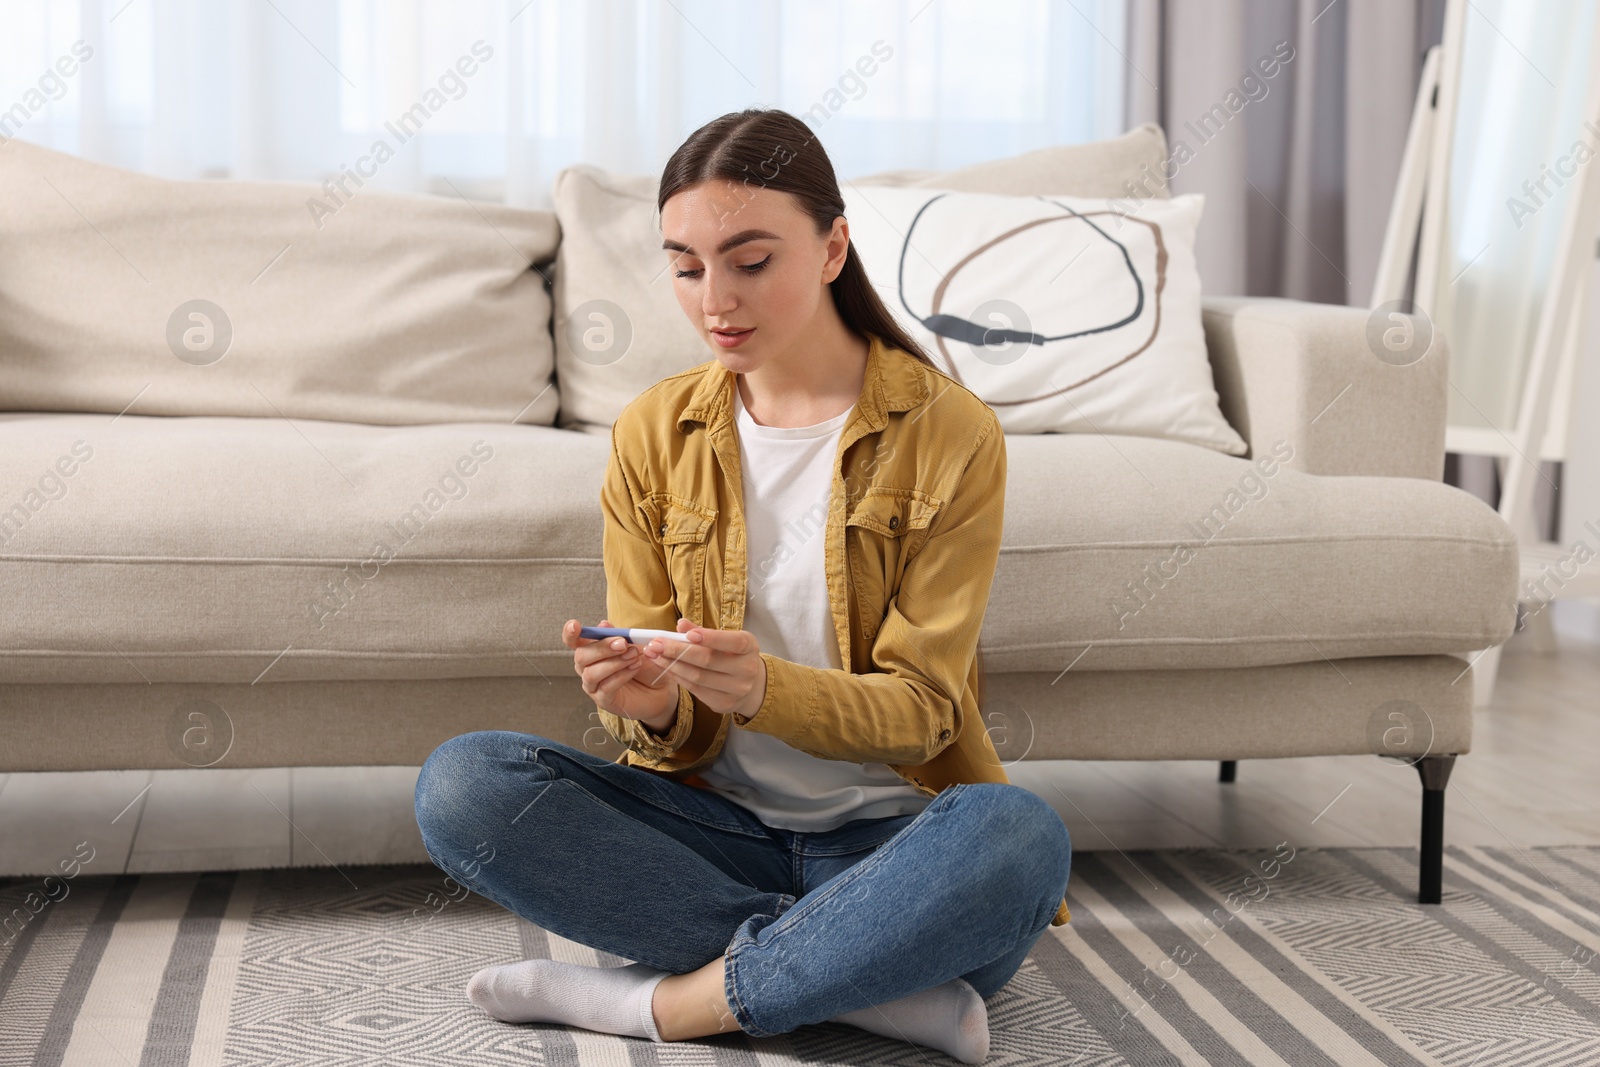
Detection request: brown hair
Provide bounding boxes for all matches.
[656,107,937,371]
[657,108,996,753]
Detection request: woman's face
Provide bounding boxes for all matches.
[660,180,849,370]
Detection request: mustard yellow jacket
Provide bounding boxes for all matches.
[594,332,1070,927]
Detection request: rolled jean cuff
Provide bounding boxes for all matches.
[723,892,800,1037]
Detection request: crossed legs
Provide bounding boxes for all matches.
[413,731,1071,1050]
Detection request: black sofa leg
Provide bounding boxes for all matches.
[1219,760,1237,783]
[1415,754,1456,904]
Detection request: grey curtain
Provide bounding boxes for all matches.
[1123,0,1568,537]
[1120,0,1568,534]
[1125,0,1447,306]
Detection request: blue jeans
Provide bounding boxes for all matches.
[413,730,1072,1038]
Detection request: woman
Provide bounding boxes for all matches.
[414,107,1072,1063]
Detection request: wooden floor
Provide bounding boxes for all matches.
[3,603,1597,878]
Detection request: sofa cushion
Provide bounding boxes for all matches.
[848,122,1172,199]
[0,412,607,684]
[549,125,1174,434]
[0,414,1515,684]
[984,433,1519,672]
[0,141,560,427]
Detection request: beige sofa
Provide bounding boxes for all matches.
[0,127,1518,904]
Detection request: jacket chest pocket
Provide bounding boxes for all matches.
[844,486,943,640]
[643,494,717,622]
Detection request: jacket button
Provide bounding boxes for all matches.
[659,521,667,537]
[888,515,899,529]
[939,728,951,740]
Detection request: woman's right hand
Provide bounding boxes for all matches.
[564,618,679,724]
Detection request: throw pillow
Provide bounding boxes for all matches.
[840,185,1246,454]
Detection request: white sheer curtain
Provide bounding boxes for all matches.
[1423,0,1598,432]
[2,0,1129,208]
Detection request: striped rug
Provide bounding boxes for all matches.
[2,846,1597,1066]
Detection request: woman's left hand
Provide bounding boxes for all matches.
[639,617,767,720]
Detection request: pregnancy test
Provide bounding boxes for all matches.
[580,626,692,644]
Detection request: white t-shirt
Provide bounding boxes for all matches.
[696,381,935,832]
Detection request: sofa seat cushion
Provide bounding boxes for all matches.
[984,433,1519,672]
[0,413,608,684]
[0,416,1517,685]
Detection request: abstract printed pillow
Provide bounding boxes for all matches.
[840,186,1246,454]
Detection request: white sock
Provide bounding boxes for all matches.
[830,976,991,1064]
[465,959,669,1042]
[465,958,990,1060]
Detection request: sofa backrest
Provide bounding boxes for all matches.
[1,125,1177,433]
[0,140,561,427]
